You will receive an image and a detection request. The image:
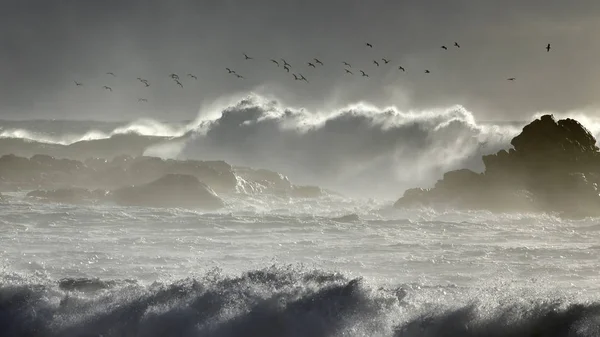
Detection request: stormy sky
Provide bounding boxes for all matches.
[1,0,599,121]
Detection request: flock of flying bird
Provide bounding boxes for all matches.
[74,42,554,103]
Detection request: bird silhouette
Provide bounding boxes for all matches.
[244,53,253,60]
[308,62,316,68]
[106,72,116,77]
[441,46,448,50]
[398,66,405,72]
[365,42,373,48]
[102,86,112,91]
[235,74,244,79]
[425,70,431,73]
[175,80,183,88]
[270,59,280,67]
[169,73,179,79]
[546,43,551,52]
[343,61,352,67]
[373,60,380,67]
[138,98,148,103]
[283,66,290,72]
[143,82,150,87]
[360,70,368,77]
[187,74,197,80]
[454,42,460,48]
[74,81,82,86]
[314,58,323,66]
[293,74,300,81]
[299,74,308,83]
[281,59,291,67]
[507,77,516,81]
[382,58,390,64]
[226,68,235,74]
[345,69,353,74]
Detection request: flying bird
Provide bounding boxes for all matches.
[360,70,368,77]
[102,86,112,91]
[138,98,148,103]
[143,82,150,87]
[382,58,390,64]
[244,53,253,60]
[441,46,448,50]
[169,73,179,79]
[74,81,82,86]
[281,59,291,67]
[345,69,353,74]
[425,70,431,73]
[293,74,300,81]
[454,42,460,48]
[373,60,379,67]
[365,42,373,48]
[398,66,405,72]
[308,62,316,68]
[314,58,323,66]
[299,74,308,83]
[106,72,116,77]
[226,68,235,74]
[546,43,551,52]
[187,74,197,80]
[175,80,183,88]
[270,59,280,67]
[507,77,516,81]
[343,61,351,67]
[235,74,244,79]
[283,66,290,72]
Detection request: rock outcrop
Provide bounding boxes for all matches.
[395,115,600,217]
[111,174,225,210]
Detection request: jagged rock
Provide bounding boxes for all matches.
[111,174,225,210]
[395,114,600,217]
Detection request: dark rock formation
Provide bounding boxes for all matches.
[111,174,225,209]
[395,115,600,217]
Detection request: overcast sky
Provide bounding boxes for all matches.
[1,0,600,121]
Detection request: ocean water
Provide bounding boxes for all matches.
[2,96,600,336]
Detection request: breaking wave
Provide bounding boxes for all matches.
[1,267,599,337]
[4,93,600,197]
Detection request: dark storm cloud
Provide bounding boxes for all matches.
[1,0,599,120]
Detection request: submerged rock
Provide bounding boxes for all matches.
[395,115,600,217]
[111,174,225,210]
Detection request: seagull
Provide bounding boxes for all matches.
[235,74,244,79]
[343,61,351,67]
[102,86,112,91]
[345,69,353,74]
[293,74,300,81]
[382,58,390,64]
[187,74,197,80]
[507,77,516,81]
[270,59,280,67]
[314,58,323,66]
[454,42,460,48]
[244,53,253,60]
[74,81,83,86]
[546,43,551,52]
[398,66,405,72]
[174,80,183,88]
[106,72,116,77]
[138,98,148,103]
[143,82,150,87]
[299,74,308,83]
[425,70,431,74]
[281,59,291,67]
[226,68,235,74]
[283,66,290,72]
[373,60,380,67]
[308,62,316,68]
[360,70,368,77]
[441,46,448,50]
[169,73,179,79]
[366,42,373,48]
